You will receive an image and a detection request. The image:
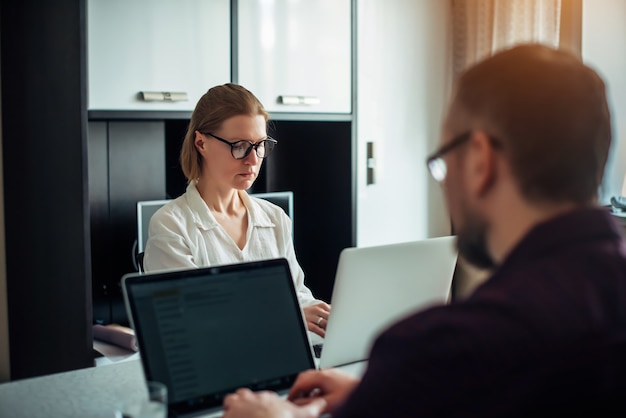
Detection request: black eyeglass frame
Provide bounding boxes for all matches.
[426,131,502,182]
[202,132,278,160]
[426,131,473,182]
[426,131,473,167]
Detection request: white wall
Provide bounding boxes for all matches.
[356,0,452,247]
[582,0,626,203]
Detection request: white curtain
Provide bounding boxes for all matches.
[452,0,562,76]
[450,0,563,299]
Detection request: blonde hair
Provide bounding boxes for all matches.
[180,83,269,182]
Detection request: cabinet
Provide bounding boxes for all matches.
[237,0,352,114]
[87,117,353,323]
[264,121,354,301]
[355,0,451,247]
[86,0,355,323]
[87,0,230,111]
[89,121,167,324]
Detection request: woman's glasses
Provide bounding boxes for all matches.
[203,132,277,160]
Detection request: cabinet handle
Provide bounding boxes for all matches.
[366,141,376,185]
[277,95,320,106]
[138,91,188,102]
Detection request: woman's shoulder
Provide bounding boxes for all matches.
[150,194,195,226]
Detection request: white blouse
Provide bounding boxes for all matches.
[143,182,320,307]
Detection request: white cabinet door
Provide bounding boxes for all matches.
[237,0,352,114]
[88,0,230,111]
[355,0,452,247]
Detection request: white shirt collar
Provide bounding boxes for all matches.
[184,181,275,230]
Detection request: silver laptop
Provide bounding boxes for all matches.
[318,236,458,369]
[122,258,317,417]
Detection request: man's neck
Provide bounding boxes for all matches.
[488,198,580,265]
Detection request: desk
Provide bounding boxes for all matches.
[0,360,144,418]
[0,359,367,418]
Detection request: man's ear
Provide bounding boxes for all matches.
[466,131,497,198]
[194,130,206,152]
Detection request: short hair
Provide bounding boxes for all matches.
[452,44,611,205]
[180,83,270,182]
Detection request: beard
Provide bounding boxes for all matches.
[455,209,496,270]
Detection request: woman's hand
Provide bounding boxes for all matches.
[302,302,331,337]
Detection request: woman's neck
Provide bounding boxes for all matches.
[195,179,244,215]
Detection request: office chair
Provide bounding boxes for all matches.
[248,191,295,229]
[133,191,295,272]
[133,199,172,273]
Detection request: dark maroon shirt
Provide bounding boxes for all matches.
[334,208,626,417]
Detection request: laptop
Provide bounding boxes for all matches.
[318,235,458,369]
[122,258,317,418]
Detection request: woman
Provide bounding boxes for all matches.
[143,83,330,337]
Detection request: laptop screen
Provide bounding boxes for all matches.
[319,236,458,369]
[122,259,315,416]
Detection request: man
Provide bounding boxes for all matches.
[222,44,626,417]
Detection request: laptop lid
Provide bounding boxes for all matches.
[122,258,316,417]
[319,236,458,369]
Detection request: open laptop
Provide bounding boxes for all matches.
[318,235,458,369]
[122,258,317,418]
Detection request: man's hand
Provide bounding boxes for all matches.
[288,369,360,414]
[222,388,326,418]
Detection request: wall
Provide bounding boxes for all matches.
[1,0,93,379]
[356,0,452,247]
[581,0,626,204]
[0,20,8,382]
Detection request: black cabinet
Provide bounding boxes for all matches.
[163,119,354,303]
[89,121,166,325]
[265,121,354,302]
[90,118,354,323]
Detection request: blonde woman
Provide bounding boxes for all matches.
[144,83,330,337]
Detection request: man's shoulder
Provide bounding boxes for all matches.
[374,301,503,352]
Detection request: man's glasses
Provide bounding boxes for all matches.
[203,132,278,160]
[426,131,472,182]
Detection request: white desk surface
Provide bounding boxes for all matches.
[0,358,367,418]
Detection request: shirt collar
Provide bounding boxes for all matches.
[184,181,275,230]
[238,190,276,228]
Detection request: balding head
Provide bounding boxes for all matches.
[447,44,611,205]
